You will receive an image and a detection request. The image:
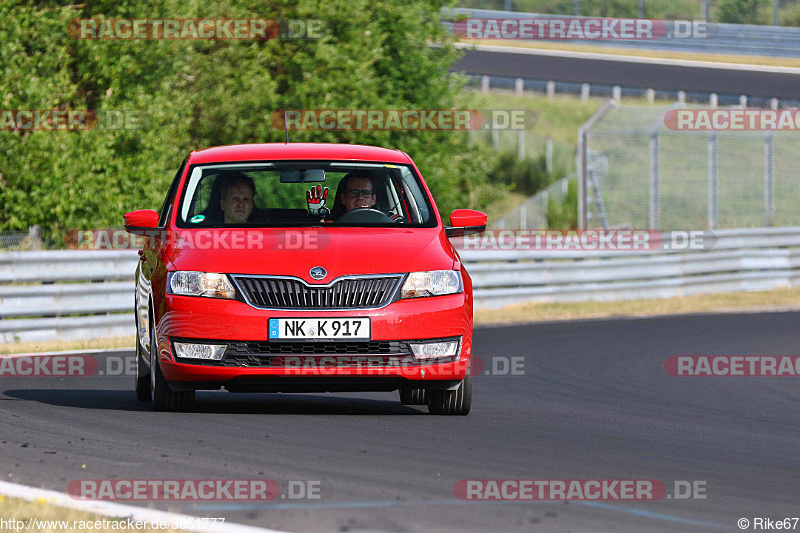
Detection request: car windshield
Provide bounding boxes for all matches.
[176,161,435,228]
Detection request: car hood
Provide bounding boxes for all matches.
[165,227,456,283]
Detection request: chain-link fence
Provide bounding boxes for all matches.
[579,102,800,230]
[0,226,45,250]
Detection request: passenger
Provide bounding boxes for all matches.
[218,173,256,224]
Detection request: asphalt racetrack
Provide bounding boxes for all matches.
[453,48,800,99]
[1,311,798,532]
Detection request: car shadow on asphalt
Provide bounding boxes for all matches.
[2,389,427,415]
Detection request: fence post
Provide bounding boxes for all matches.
[28,225,42,251]
[519,202,526,230]
[542,189,549,228]
[578,129,587,229]
[765,132,774,227]
[649,131,660,230]
[708,132,718,230]
[546,136,553,176]
[518,129,525,161]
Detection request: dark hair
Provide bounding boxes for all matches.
[219,172,256,201]
[329,170,374,220]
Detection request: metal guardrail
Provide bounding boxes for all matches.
[1,227,798,342]
[452,8,800,58]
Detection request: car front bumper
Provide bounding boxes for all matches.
[153,293,473,388]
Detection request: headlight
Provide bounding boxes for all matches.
[401,270,462,299]
[167,271,236,299]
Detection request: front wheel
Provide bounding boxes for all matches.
[427,375,472,416]
[150,325,195,412]
[135,335,151,401]
[399,387,428,405]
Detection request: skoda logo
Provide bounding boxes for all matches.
[310,266,327,280]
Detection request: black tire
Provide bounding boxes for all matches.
[399,387,428,405]
[135,334,151,402]
[427,375,472,416]
[150,322,195,412]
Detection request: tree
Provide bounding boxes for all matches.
[0,0,496,243]
[717,0,770,24]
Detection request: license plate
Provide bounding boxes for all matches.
[269,318,370,341]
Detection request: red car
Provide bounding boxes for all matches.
[124,143,486,414]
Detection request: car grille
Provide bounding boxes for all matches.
[232,275,403,310]
[173,339,459,368]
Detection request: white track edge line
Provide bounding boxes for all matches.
[0,480,289,533]
[1,347,135,357]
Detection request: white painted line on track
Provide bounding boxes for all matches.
[1,347,134,357]
[0,480,289,533]
[455,42,800,74]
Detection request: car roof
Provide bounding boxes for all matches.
[188,143,413,165]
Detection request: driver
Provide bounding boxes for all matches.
[340,170,376,213]
[325,170,402,222]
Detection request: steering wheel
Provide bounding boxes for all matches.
[336,208,394,223]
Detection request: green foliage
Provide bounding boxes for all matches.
[780,0,800,25]
[488,151,550,195]
[546,178,577,229]
[717,0,770,23]
[0,0,497,243]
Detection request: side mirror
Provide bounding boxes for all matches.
[124,209,159,236]
[445,209,487,238]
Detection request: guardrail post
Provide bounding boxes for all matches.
[708,132,718,230]
[646,89,655,103]
[710,93,718,108]
[546,80,555,99]
[546,136,553,175]
[481,75,490,93]
[739,95,747,107]
[678,91,686,104]
[515,77,524,96]
[765,132,775,227]
[770,98,779,110]
[519,201,526,230]
[612,86,622,102]
[649,131,660,230]
[518,129,525,161]
[581,83,590,102]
